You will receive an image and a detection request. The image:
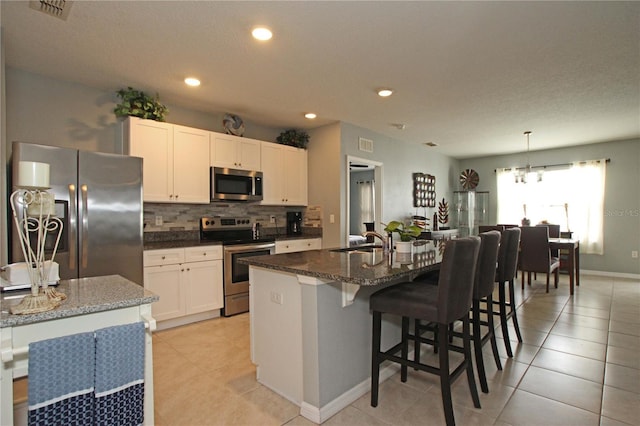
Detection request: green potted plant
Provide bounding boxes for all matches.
[276,129,310,149]
[384,220,422,253]
[114,86,168,122]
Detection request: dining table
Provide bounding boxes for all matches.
[548,237,580,295]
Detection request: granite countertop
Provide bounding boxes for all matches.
[1,275,159,328]
[240,241,444,286]
[143,234,321,250]
[144,240,223,250]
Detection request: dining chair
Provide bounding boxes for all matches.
[478,225,505,233]
[537,223,560,255]
[519,226,560,292]
[370,237,481,426]
[493,227,522,358]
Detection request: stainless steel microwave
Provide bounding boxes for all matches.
[211,167,263,202]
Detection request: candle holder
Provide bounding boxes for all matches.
[9,169,66,314]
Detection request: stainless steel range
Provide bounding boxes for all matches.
[200,217,275,316]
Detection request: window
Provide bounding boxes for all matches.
[497,160,606,254]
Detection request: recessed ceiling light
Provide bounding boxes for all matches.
[392,123,406,130]
[424,142,438,147]
[184,77,200,87]
[377,89,393,97]
[304,113,317,119]
[252,27,273,41]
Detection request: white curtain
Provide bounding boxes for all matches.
[497,159,606,254]
[569,160,606,254]
[359,180,375,223]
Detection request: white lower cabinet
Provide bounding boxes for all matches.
[275,238,322,254]
[144,245,223,322]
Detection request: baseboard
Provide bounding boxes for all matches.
[581,270,640,280]
[155,310,221,331]
[299,363,400,424]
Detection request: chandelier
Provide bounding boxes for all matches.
[515,131,543,183]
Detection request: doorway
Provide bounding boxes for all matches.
[345,155,383,247]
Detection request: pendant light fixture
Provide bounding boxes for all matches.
[515,131,542,183]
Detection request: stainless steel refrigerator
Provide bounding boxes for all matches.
[10,142,144,285]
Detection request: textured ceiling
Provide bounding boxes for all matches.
[2,1,639,159]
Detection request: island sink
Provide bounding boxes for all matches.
[329,244,383,253]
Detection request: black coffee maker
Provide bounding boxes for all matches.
[286,211,303,235]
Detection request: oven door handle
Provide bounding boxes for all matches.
[223,242,275,253]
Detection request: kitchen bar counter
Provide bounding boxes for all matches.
[243,242,444,424]
[1,275,158,425]
[241,241,442,286]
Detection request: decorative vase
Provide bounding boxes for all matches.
[395,252,413,264]
[395,241,413,254]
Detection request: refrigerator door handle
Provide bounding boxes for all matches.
[68,184,77,270]
[81,184,89,268]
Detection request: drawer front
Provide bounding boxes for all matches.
[185,245,223,262]
[276,238,321,254]
[144,248,185,266]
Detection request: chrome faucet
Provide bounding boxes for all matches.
[362,231,392,253]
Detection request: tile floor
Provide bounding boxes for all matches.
[151,273,640,426]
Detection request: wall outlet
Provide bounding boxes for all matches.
[270,215,276,224]
[329,214,335,224]
[155,215,163,226]
[270,291,283,305]
[632,250,638,259]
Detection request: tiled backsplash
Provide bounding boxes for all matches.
[143,203,310,234]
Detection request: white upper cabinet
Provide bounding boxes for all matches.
[261,142,308,206]
[210,132,261,171]
[126,117,174,202]
[172,125,210,203]
[125,117,210,204]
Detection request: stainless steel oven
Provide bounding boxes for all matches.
[200,216,275,317]
[223,242,275,316]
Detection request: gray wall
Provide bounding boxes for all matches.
[308,122,461,249]
[4,67,283,157]
[340,122,460,230]
[460,139,640,275]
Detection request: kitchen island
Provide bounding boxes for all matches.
[0,275,158,425]
[242,242,443,424]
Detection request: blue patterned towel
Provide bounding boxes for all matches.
[94,322,145,426]
[28,332,95,426]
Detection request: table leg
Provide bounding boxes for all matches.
[568,248,575,295]
[575,246,580,287]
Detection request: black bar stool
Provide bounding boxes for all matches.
[370,237,481,426]
[413,231,503,394]
[493,227,523,357]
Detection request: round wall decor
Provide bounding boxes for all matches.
[459,169,479,190]
[223,113,245,136]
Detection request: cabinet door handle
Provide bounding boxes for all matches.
[162,256,166,260]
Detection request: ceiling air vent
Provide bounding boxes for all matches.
[358,137,373,153]
[29,0,73,21]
